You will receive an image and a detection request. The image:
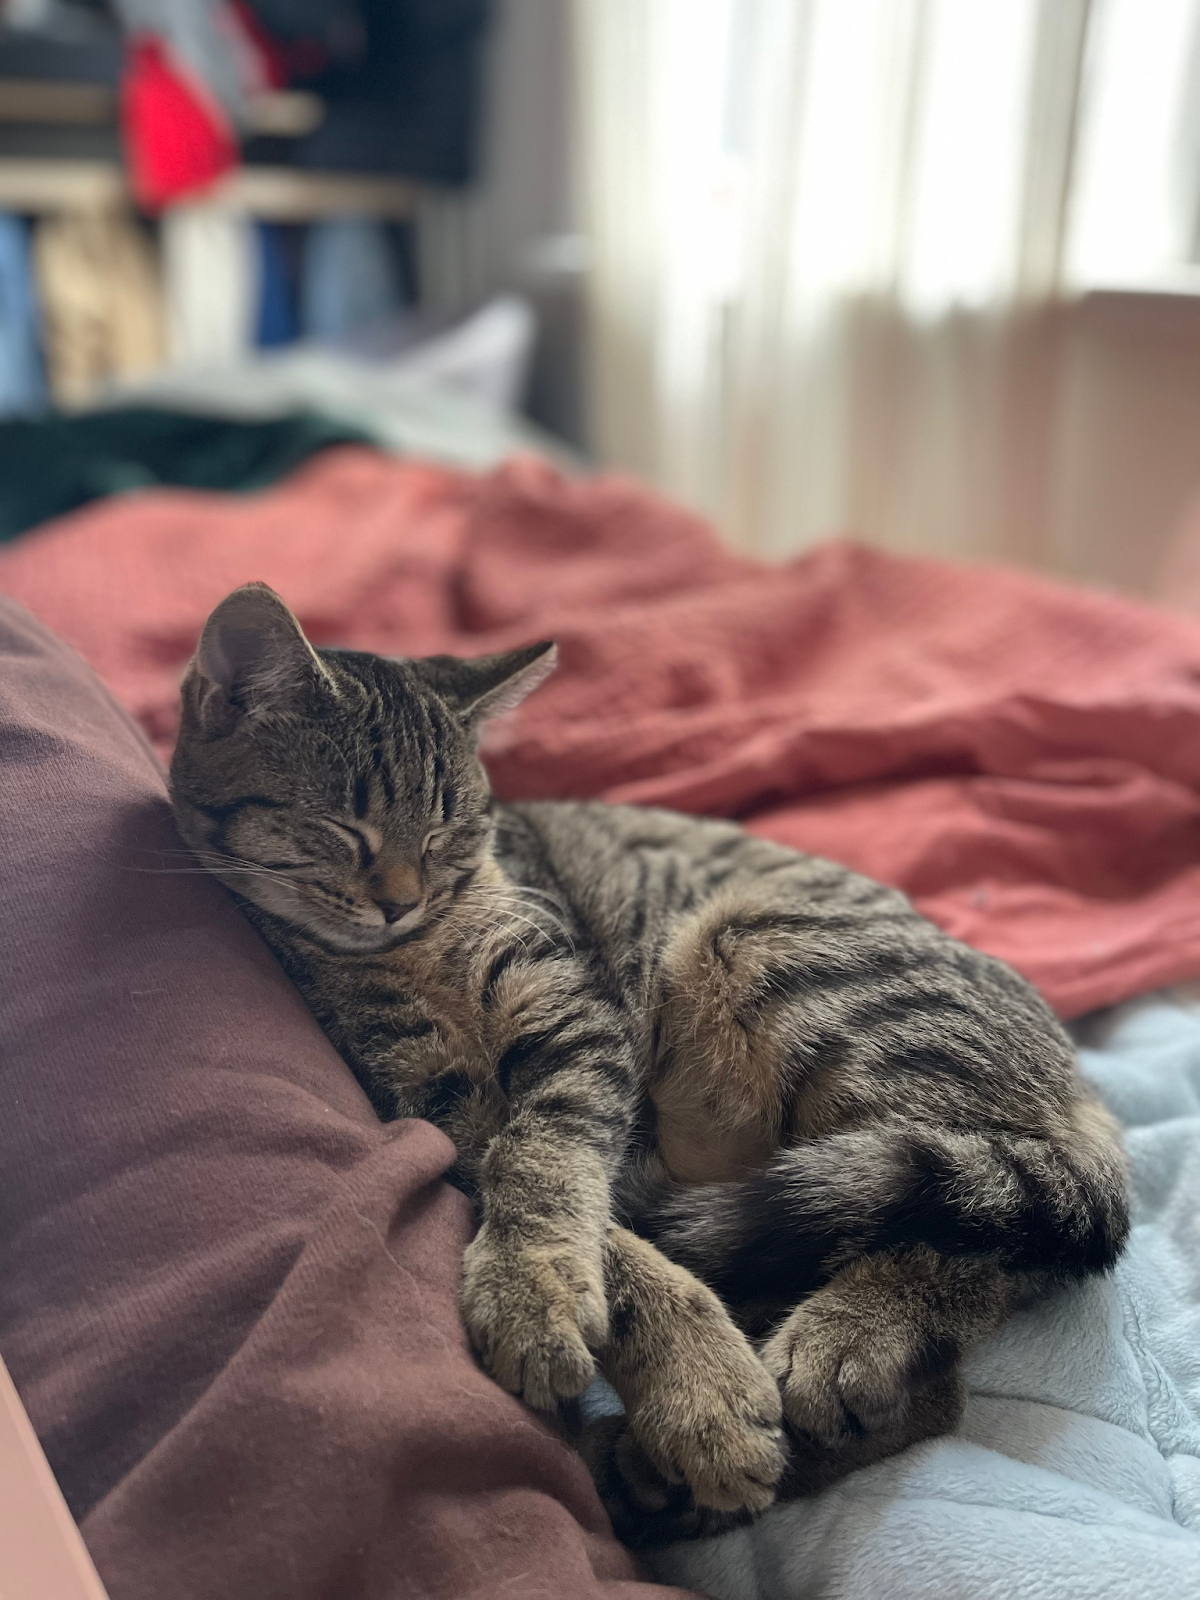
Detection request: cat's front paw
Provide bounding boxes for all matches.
[579,1417,747,1549]
[461,1229,608,1410]
[628,1319,785,1514]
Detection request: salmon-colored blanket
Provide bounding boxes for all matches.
[3,446,1200,1019]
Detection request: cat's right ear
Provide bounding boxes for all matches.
[186,583,329,736]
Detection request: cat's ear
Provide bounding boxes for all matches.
[188,582,328,735]
[414,641,557,730]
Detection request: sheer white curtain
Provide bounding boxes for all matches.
[572,0,1200,569]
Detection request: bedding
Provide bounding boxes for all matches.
[0,595,681,1600]
[103,339,583,471]
[646,987,1200,1599]
[0,408,371,542]
[2,451,1200,1016]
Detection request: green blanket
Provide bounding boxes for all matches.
[0,409,374,542]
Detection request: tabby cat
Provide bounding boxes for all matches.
[169,583,1130,1543]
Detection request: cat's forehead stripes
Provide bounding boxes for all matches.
[322,656,437,820]
[320,653,464,831]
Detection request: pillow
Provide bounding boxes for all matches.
[0,596,680,1600]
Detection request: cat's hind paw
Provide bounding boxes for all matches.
[760,1279,965,1449]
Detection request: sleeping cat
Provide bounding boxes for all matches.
[169,582,1130,1542]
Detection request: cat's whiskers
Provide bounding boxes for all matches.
[493,903,569,958]
[128,845,318,895]
[126,863,305,891]
[140,846,308,878]
[512,884,570,913]
[494,922,536,965]
[510,886,576,951]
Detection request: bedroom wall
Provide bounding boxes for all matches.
[879,291,1200,603]
[1046,294,1200,605]
[747,291,1200,602]
[415,0,586,449]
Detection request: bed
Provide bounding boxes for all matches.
[1,412,1199,1599]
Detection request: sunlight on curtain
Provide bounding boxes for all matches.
[1066,0,1200,290]
[573,0,1200,570]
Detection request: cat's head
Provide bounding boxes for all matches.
[169,582,556,953]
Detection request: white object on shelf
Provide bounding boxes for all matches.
[161,206,256,367]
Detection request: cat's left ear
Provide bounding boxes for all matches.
[414,641,557,730]
[188,582,330,736]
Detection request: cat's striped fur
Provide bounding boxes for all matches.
[170,583,1130,1544]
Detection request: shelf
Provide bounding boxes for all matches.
[0,79,114,124]
[0,80,324,136]
[219,165,415,220]
[0,157,416,219]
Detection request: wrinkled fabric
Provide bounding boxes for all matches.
[650,989,1200,1600]
[0,595,685,1600]
[3,449,1200,1016]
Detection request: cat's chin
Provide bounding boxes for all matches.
[303,918,426,955]
[233,884,427,953]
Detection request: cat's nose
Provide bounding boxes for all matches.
[369,860,421,925]
[377,898,419,924]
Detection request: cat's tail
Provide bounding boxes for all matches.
[621,1098,1130,1303]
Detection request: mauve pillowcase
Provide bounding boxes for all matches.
[0,596,686,1600]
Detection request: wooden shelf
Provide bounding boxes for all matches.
[0,79,115,124]
[0,158,416,219]
[219,165,415,220]
[0,80,324,136]
[0,157,122,209]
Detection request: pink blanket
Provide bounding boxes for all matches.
[4,446,1200,1018]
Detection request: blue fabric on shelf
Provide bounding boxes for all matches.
[0,215,46,418]
[300,217,400,344]
[255,223,296,349]
[647,988,1200,1600]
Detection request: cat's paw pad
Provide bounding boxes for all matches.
[579,1417,748,1549]
[630,1301,786,1513]
[761,1301,945,1448]
[460,1233,607,1410]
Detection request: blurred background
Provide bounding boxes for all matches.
[4,0,1200,601]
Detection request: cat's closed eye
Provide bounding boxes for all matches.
[422,828,451,857]
[325,819,375,869]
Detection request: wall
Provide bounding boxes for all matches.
[415,0,587,447]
